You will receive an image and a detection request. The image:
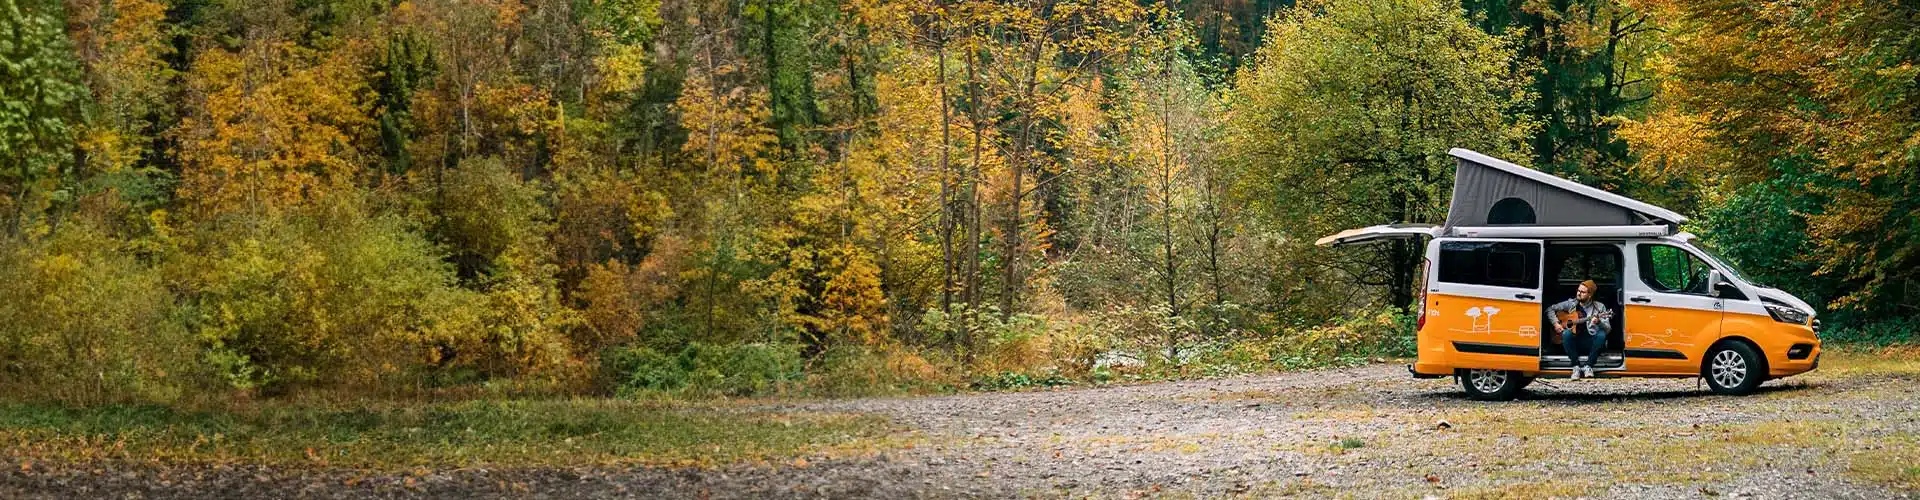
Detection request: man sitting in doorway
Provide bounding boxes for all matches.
[1548,280,1612,380]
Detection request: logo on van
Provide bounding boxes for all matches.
[1465,306,1500,334]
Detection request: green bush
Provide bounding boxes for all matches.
[969,370,1071,391]
[1821,316,1920,346]
[432,156,579,380]
[177,199,483,394]
[606,342,803,397]
[603,346,686,393]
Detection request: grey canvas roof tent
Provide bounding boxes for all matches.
[1316,148,1688,247]
[1444,148,1685,228]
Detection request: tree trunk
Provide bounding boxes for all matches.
[1000,35,1046,318]
[1159,49,1181,358]
[935,24,955,322]
[960,47,985,362]
[7,156,26,238]
[1527,9,1557,168]
[1001,120,1025,317]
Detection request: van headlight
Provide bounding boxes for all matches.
[1765,303,1811,325]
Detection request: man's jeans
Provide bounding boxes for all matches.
[1561,330,1605,368]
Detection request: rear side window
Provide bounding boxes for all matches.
[1438,241,1540,289]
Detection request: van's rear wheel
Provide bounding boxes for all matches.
[1704,341,1766,395]
[1459,369,1526,401]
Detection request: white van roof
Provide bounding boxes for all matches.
[1447,148,1688,227]
[1315,224,1674,247]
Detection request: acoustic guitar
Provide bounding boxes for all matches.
[1552,308,1613,343]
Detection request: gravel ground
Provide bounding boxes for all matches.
[4,361,1916,499]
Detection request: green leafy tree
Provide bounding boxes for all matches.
[1,0,88,236]
[1228,0,1536,312]
[1461,0,1661,194]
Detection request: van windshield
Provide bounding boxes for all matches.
[1689,242,1752,285]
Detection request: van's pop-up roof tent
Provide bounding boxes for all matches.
[1316,148,1687,246]
[1445,148,1684,228]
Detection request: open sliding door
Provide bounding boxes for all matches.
[1425,238,1544,372]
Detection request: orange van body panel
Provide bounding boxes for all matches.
[1417,293,1542,373]
[1622,304,1720,375]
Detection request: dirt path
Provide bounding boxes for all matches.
[5,360,1917,499]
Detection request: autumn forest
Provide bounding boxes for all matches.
[2,0,1916,402]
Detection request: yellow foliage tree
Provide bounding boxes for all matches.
[173,42,374,217]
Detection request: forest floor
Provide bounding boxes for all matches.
[3,348,1917,499]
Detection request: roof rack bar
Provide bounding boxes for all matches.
[1447,225,1673,239]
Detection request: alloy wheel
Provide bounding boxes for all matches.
[1712,349,1748,388]
[1469,369,1508,394]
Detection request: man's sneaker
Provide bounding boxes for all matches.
[1569,368,1582,380]
[1583,366,1596,378]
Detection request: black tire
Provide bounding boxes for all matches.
[1703,341,1768,395]
[1459,369,1526,401]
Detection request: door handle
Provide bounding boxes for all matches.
[1515,293,1536,300]
[1630,296,1652,303]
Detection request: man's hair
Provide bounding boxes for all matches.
[1579,280,1598,293]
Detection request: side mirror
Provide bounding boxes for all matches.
[1708,269,1724,297]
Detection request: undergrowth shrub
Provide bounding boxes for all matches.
[0,222,192,404]
[920,306,1110,382]
[432,157,581,383]
[802,344,953,397]
[1202,307,1414,373]
[176,200,483,394]
[1821,316,1920,346]
[605,342,803,397]
[1089,304,1198,364]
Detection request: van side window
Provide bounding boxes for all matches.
[1638,244,1711,294]
[1438,241,1539,289]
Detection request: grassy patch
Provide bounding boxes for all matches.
[0,399,901,469]
[1809,346,1920,379]
[1448,480,1599,500]
[1848,432,1920,490]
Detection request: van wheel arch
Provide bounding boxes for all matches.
[1709,336,1769,372]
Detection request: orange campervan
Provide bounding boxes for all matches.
[1319,149,1821,401]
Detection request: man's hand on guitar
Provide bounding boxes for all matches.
[1580,310,1613,332]
[1555,309,1612,334]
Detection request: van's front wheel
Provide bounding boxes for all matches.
[1459,369,1527,401]
[1704,341,1766,395]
